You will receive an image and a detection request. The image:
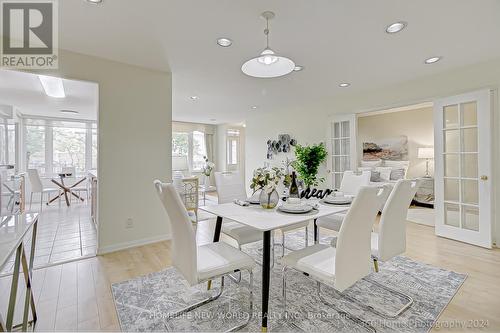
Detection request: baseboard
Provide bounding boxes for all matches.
[97,233,171,255]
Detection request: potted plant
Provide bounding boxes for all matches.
[293,143,328,189]
[201,156,215,186]
[250,167,285,209]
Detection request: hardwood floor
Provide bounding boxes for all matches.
[1,218,499,331]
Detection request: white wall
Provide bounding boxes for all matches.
[245,57,500,246]
[357,107,434,178]
[32,50,172,253]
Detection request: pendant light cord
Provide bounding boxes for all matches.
[264,17,270,48]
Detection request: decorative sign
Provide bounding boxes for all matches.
[300,187,334,200]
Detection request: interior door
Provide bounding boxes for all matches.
[327,115,357,189]
[434,90,492,248]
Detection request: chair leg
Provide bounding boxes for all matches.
[40,193,43,212]
[354,276,414,319]
[282,266,287,315]
[304,226,309,248]
[226,270,254,332]
[167,276,225,319]
[317,282,376,333]
[29,192,33,211]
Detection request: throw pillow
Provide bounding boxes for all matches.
[390,168,406,180]
[375,167,393,181]
[370,171,381,182]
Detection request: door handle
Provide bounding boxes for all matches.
[480,175,488,181]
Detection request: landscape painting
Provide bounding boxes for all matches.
[363,136,408,160]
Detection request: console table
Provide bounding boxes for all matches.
[0,213,39,331]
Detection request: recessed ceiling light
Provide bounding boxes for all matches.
[190,96,199,101]
[38,75,66,98]
[85,0,103,4]
[339,83,351,88]
[60,110,79,114]
[424,56,442,64]
[293,65,304,71]
[251,106,258,110]
[217,38,232,47]
[385,21,407,34]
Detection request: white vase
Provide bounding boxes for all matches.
[204,174,211,187]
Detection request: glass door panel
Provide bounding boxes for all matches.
[435,90,491,248]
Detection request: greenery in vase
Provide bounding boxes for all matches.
[293,143,328,188]
[201,156,215,177]
[250,167,285,194]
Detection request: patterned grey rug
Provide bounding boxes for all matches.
[111,230,466,332]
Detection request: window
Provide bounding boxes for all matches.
[26,124,46,173]
[24,118,97,175]
[53,125,87,173]
[172,132,189,157]
[0,120,16,166]
[172,130,208,172]
[226,129,240,171]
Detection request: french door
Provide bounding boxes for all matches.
[434,90,492,248]
[327,115,357,189]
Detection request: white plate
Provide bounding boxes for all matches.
[323,197,352,205]
[278,205,313,214]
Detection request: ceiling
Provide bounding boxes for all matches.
[51,1,500,123]
[0,69,98,120]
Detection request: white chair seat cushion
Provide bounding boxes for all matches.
[316,213,345,231]
[197,242,256,282]
[279,220,309,233]
[371,232,379,259]
[222,220,262,245]
[283,244,336,284]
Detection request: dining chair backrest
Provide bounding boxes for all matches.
[339,171,371,196]
[214,172,247,204]
[27,169,43,192]
[62,166,76,175]
[378,179,421,261]
[154,180,198,285]
[335,186,388,292]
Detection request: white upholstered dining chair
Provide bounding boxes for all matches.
[282,186,385,332]
[315,170,374,236]
[27,169,61,210]
[361,179,421,319]
[154,180,255,330]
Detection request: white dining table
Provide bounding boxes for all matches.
[200,201,349,331]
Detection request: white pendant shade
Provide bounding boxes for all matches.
[241,12,296,78]
[242,48,295,78]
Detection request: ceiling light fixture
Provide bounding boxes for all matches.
[251,106,258,110]
[241,11,295,78]
[424,56,442,64]
[217,38,232,47]
[60,110,79,114]
[339,82,351,88]
[385,21,407,34]
[190,96,199,101]
[293,65,304,71]
[39,75,66,98]
[85,0,103,4]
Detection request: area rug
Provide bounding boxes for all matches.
[111,230,466,332]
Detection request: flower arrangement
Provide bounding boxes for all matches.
[293,143,328,188]
[250,167,285,194]
[250,167,285,209]
[202,156,215,177]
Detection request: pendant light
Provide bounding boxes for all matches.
[241,11,296,78]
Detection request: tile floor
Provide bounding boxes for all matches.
[0,200,97,276]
